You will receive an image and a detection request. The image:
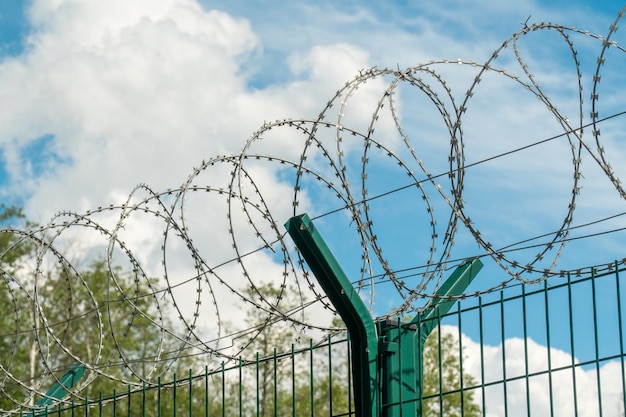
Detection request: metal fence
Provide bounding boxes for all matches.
[20,262,626,417]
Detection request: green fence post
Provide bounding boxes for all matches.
[285,214,379,417]
[378,258,482,417]
[286,213,482,417]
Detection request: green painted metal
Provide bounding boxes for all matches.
[173,372,177,417]
[188,369,193,417]
[285,213,482,417]
[28,363,86,415]
[310,339,315,417]
[416,258,483,341]
[17,260,626,417]
[291,345,296,417]
[157,378,161,417]
[567,272,579,416]
[285,213,379,417]
[378,258,482,417]
[204,366,208,417]
[500,291,509,416]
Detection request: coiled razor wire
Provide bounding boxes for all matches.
[2,9,626,411]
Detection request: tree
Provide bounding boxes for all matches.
[0,205,39,411]
[422,329,481,417]
[219,282,481,417]
[223,282,350,417]
[0,206,194,414]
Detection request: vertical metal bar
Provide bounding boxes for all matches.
[158,377,161,417]
[416,315,423,417]
[98,392,102,417]
[256,352,260,417]
[478,297,485,417]
[458,302,465,417]
[142,381,146,417]
[221,362,225,417]
[328,334,333,416]
[397,317,403,417]
[112,390,115,417]
[615,262,626,416]
[437,315,443,417]
[310,339,315,417]
[347,332,353,417]
[273,348,278,417]
[522,284,530,417]
[173,373,177,417]
[204,367,209,417]
[500,291,508,417]
[239,358,243,417]
[84,395,88,417]
[543,280,554,417]
[591,268,603,417]
[189,369,193,417]
[127,386,131,417]
[567,273,579,416]
[291,344,296,417]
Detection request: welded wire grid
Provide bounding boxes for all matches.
[19,265,626,417]
[1,7,626,414]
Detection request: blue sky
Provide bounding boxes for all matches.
[0,0,624,307]
[0,1,626,411]
[0,0,624,322]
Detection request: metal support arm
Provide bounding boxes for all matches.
[285,213,482,417]
[285,214,379,417]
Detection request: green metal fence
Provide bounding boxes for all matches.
[18,262,626,417]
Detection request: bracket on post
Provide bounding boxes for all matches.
[285,213,482,417]
[28,363,86,416]
[377,257,482,417]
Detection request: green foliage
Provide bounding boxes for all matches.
[422,329,481,417]
[0,204,34,271]
[0,205,188,413]
[1,206,481,416]
[227,282,351,417]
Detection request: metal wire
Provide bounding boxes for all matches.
[1,9,626,412]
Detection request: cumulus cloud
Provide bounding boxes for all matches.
[0,0,391,362]
[438,326,626,417]
[0,0,378,220]
[1,0,626,382]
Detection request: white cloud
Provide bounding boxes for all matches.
[439,326,626,417]
[1,0,626,399]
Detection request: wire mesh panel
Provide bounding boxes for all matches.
[427,263,626,417]
[17,263,626,417]
[19,336,353,417]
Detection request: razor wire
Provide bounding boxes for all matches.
[1,9,626,412]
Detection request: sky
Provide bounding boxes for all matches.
[0,0,626,414]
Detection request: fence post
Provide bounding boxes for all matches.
[285,214,379,417]
[286,213,482,417]
[377,258,482,417]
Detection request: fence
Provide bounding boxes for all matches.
[17,262,626,417]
